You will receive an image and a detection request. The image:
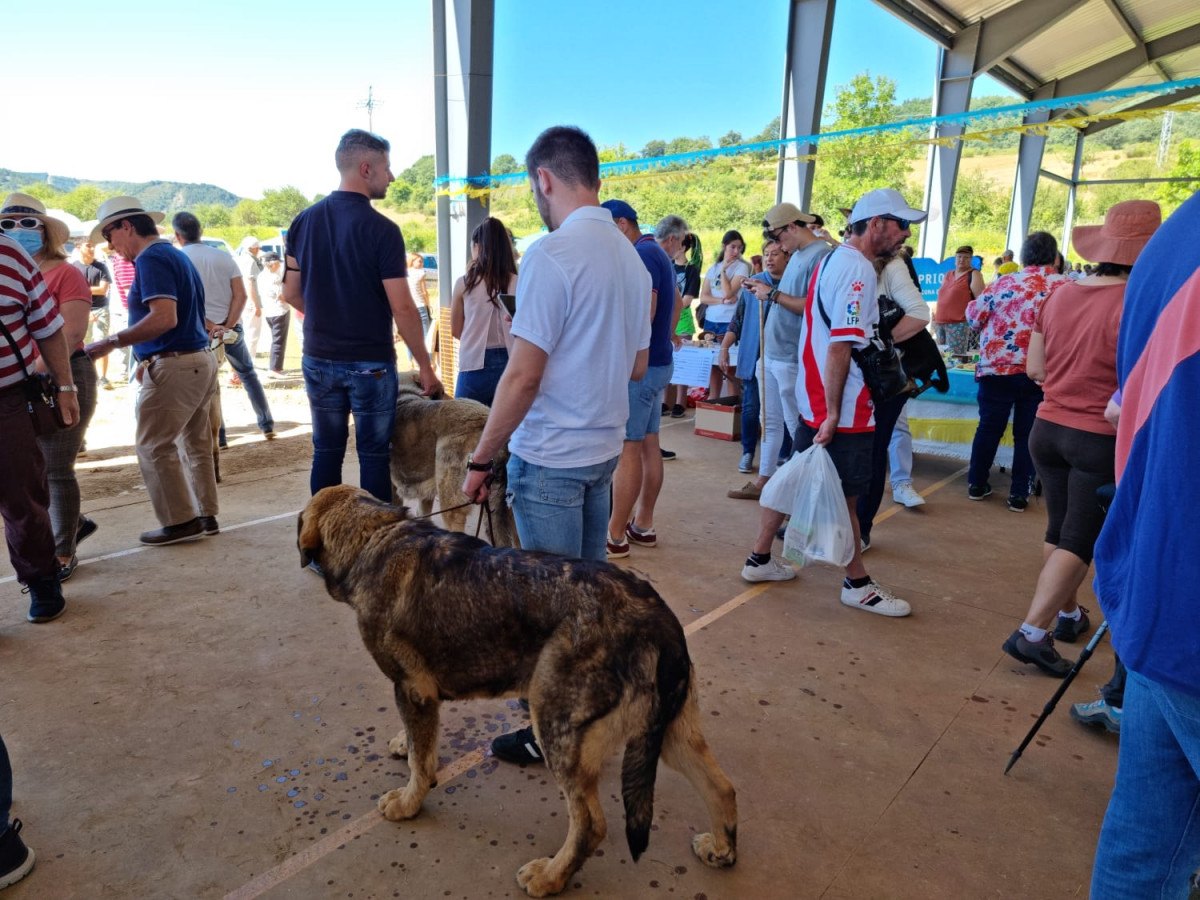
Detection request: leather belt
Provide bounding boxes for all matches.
[138,347,211,366]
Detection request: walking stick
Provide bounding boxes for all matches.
[1004,620,1110,775]
[758,292,767,439]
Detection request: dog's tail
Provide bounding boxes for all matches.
[621,639,691,861]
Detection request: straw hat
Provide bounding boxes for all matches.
[0,192,71,250]
[1071,200,1161,266]
[89,195,165,244]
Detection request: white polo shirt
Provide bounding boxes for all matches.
[180,243,242,324]
[509,206,651,467]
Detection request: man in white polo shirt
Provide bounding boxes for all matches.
[462,125,651,765]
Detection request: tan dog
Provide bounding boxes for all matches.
[298,485,737,898]
[389,375,518,546]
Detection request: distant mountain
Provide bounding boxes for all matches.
[0,169,243,214]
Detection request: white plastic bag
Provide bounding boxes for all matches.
[758,451,808,513]
[782,446,856,568]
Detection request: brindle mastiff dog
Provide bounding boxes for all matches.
[298,485,737,898]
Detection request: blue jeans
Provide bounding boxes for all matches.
[455,347,509,407]
[301,355,398,501]
[740,372,761,457]
[223,325,274,435]
[1091,669,1200,899]
[968,373,1042,498]
[505,454,619,561]
[0,732,11,830]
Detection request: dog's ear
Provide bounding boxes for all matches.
[297,505,321,569]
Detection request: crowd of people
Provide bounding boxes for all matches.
[2,122,1197,895]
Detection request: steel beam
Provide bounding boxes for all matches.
[973,0,1088,76]
[1006,85,1059,255]
[919,24,979,261]
[777,0,836,210]
[1083,85,1200,136]
[1061,131,1085,258]
[433,0,494,305]
[1052,22,1200,99]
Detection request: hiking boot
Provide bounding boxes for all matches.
[198,516,220,536]
[670,404,685,418]
[892,481,925,508]
[1054,607,1091,643]
[491,726,543,765]
[968,483,992,500]
[1002,630,1072,677]
[606,535,630,559]
[727,481,761,501]
[625,522,656,548]
[24,575,65,624]
[1008,495,1028,512]
[75,515,98,546]
[741,556,796,583]
[738,452,754,474]
[139,518,204,547]
[0,819,35,890]
[1070,698,1122,733]
[840,580,910,617]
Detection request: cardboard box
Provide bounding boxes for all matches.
[694,396,742,441]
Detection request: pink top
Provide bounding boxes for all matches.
[42,262,91,352]
[1034,280,1125,435]
[457,277,514,372]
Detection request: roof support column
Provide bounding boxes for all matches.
[1061,131,1085,260]
[919,23,979,261]
[1005,85,1055,255]
[433,0,493,302]
[777,0,836,210]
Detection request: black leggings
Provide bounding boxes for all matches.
[1028,418,1115,563]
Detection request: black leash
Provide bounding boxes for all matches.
[413,480,497,545]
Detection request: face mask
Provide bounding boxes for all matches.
[11,229,43,256]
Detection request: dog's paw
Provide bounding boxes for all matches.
[692,832,736,868]
[377,786,423,821]
[387,731,409,758]
[516,857,563,898]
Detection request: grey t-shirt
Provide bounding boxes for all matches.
[764,241,832,361]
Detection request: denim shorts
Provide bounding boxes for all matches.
[624,362,673,441]
[793,420,875,498]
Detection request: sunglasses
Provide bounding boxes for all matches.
[763,226,786,242]
[101,221,122,243]
[881,214,912,230]
[0,217,41,231]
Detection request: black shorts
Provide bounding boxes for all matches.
[793,420,875,498]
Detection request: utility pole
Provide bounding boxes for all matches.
[1157,111,1174,169]
[357,86,383,133]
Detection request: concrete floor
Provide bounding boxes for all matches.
[0,411,1121,899]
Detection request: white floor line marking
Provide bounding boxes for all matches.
[0,509,300,585]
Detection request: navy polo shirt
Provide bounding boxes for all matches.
[634,235,677,368]
[128,241,209,360]
[287,191,408,362]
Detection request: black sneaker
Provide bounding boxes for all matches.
[1002,630,1072,677]
[198,516,220,536]
[75,515,98,546]
[661,403,670,416]
[0,819,35,890]
[670,404,685,418]
[139,518,204,547]
[1053,607,1091,643]
[968,483,992,500]
[491,726,544,765]
[24,576,65,624]
[660,448,677,461]
[1008,495,1028,512]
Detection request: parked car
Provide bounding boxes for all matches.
[200,237,235,254]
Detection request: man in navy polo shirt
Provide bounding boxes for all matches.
[85,195,218,547]
[284,129,439,507]
[603,202,683,557]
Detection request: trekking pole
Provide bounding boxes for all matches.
[1004,620,1109,775]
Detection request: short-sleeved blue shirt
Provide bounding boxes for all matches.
[634,235,677,367]
[287,191,408,362]
[128,241,209,360]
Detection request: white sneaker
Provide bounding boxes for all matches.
[741,556,796,583]
[840,580,911,617]
[892,481,926,507]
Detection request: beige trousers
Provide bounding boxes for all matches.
[135,349,219,527]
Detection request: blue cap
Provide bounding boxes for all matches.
[601,199,638,223]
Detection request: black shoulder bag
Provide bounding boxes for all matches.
[812,256,909,407]
[0,317,68,435]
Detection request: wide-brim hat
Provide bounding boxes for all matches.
[1071,200,1161,266]
[90,195,165,244]
[0,192,71,250]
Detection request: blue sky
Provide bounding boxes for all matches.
[2,0,1012,201]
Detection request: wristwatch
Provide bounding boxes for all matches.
[55,384,79,393]
[107,333,122,349]
[466,454,494,472]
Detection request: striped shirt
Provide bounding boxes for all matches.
[0,235,63,390]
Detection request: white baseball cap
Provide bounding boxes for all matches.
[849,188,927,226]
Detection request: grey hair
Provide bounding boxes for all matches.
[655,215,688,242]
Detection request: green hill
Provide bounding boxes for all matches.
[0,169,242,215]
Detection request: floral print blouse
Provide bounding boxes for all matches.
[966,266,1069,377]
